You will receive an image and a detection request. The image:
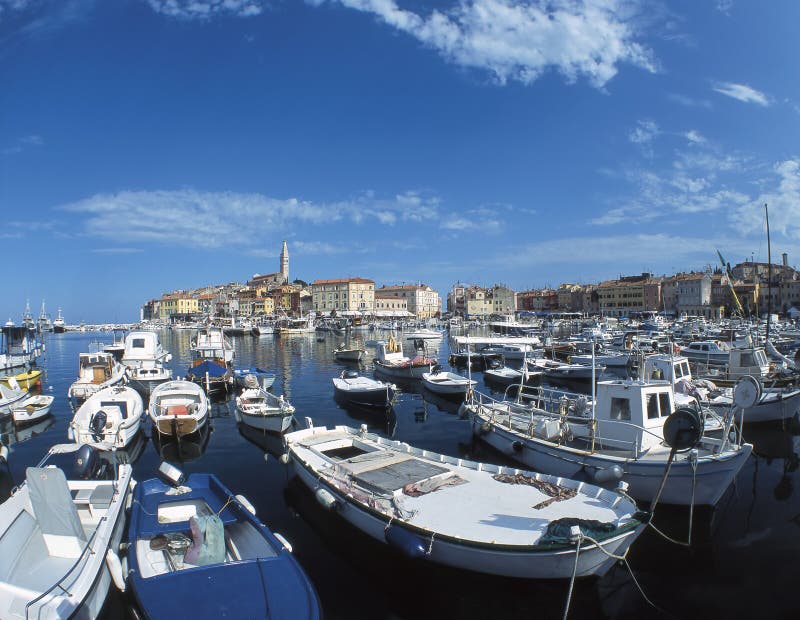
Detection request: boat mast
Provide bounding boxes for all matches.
[766,203,772,343]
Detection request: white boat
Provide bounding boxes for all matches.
[11,394,55,425]
[0,378,27,414]
[332,370,395,408]
[372,337,436,380]
[0,325,44,372]
[484,365,540,386]
[404,328,443,340]
[276,316,316,334]
[333,345,366,362]
[0,443,133,620]
[187,328,234,394]
[570,351,635,369]
[236,381,295,433]
[69,385,143,449]
[67,351,127,402]
[149,379,209,437]
[285,424,646,578]
[37,301,53,333]
[465,378,752,506]
[121,331,173,396]
[645,353,800,424]
[52,308,66,333]
[528,358,605,381]
[479,343,539,361]
[679,340,731,365]
[421,371,476,396]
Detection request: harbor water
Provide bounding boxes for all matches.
[4,330,799,619]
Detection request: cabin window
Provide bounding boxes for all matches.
[610,397,631,421]
[646,394,659,419]
[701,345,708,352]
[673,363,684,379]
[132,338,146,348]
[659,393,671,417]
[739,352,756,367]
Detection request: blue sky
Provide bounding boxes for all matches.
[2,0,799,322]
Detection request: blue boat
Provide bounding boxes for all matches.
[127,472,321,619]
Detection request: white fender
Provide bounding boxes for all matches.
[0,445,8,464]
[106,549,126,592]
[235,494,256,516]
[274,532,293,553]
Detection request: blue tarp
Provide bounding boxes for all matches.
[188,360,228,378]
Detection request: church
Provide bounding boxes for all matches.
[250,241,290,287]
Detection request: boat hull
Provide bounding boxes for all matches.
[333,385,392,408]
[239,409,293,433]
[471,413,752,506]
[290,451,642,579]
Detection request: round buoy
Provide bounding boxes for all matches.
[663,407,703,452]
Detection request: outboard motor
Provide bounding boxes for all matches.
[343,370,359,380]
[89,409,108,442]
[75,444,99,479]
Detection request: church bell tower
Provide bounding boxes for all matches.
[280,240,289,283]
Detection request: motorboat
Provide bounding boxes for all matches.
[0,325,44,372]
[404,328,443,340]
[332,370,395,409]
[126,470,320,619]
[121,331,173,396]
[276,316,316,335]
[233,367,276,389]
[285,424,646,578]
[11,394,55,426]
[0,443,133,619]
[187,328,234,395]
[0,378,27,414]
[420,371,476,396]
[483,364,540,387]
[333,345,367,363]
[0,368,43,392]
[679,340,731,365]
[372,336,436,381]
[69,385,144,449]
[68,351,127,402]
[149,380,209,438]
[465,377,752,506]
[527,358,605,381]
[236,378,295,433]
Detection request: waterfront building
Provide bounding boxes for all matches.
[374,284,441,318]
[312,278,375,314]
[375,295,408,314]
[489,284,516,315]
[596,273,661,317]
[158,292,199,321]
[447,282,469,315]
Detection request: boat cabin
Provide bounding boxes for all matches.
[123,332,171,366]
[77,352,116,384]
[643,354,693,384]
[727,347,770,380]
[593,379,675,453]
[680,340,730,363]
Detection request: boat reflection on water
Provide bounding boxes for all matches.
[0,414,54,448]
[151,420,212,463]
[237,421,289,459]
[113,429,148,465]
[332,396,397,436]
[419,386,464,415]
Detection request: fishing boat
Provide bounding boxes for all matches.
[0,443,134,619]
[0,324,44,372]
[465,377,752,506]
[36,301,53,333]
[125,469,321,619]
[69,385,144,449]
[372,336,436,381]
[276,316,316,335]
[484,364,539,387]
[404,328,443,340]
[333,345,367,363]
[11,394,55,426]
[186,328,234,395]
[285,424,646,578]
[67,350,127,402]
[679,340,731,365]
[149,380,209,438]
[121,331,173,396]
[332,370,395,408]
[420,370,476,396]
[236,377,295,433]
[52,308,66,333]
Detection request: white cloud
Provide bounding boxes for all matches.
[292,241,354,255]
[731,159,800,238]
[684,130,705,144]
[145,0,266,19]
[90,247,144,254]
[59,187,490,247]
[2,134,43,155]
[318,0,656,88]
[712,81,770,106]
[628,119,659,144]
[668,93,712,109]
